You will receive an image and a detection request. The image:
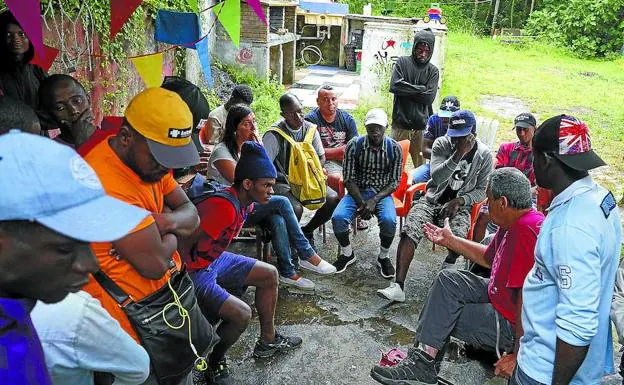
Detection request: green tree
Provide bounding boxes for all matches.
[525,0,624,57]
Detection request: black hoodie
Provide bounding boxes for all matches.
[0,11,48,109]
[389,28,439,131]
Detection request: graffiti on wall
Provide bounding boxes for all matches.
[236,48,254,64]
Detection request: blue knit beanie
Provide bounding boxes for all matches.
[234,141,277,182]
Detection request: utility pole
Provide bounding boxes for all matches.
[491,0,501,36]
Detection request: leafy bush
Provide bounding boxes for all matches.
[524,0,624,58]
[203,62,286,134]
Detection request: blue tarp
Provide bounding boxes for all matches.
[299,1,348,15]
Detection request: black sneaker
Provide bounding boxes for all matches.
[377,257,395,279]
[370,348,438,385]
[333,253,356,273]
[253,332,303,358]
[303,231,318,253]
[211,359,232,385]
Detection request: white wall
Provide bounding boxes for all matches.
[359,21,447,107]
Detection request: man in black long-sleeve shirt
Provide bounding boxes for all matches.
[389,28,439,168]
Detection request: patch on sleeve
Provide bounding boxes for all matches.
[600,192,616,219]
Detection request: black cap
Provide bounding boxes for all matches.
[533,114,606,171]
[439,96,460,117]
[514,113,537,129]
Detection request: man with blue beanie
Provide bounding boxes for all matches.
[378,110,493,302]
[182,141,302,384]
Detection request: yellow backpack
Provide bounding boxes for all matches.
[268,124,327,210]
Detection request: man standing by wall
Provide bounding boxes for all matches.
[389,28,439,169]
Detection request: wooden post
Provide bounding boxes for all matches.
[511,0,515,28]
[491,0,501,36]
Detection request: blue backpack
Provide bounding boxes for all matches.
[187,173,241,213]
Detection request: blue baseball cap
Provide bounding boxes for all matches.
[0,131,149,242]
[447,110,477,137]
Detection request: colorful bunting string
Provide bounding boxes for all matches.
[196,37,212,87]
[31,44,60,72]
[213,0,240,48]
[130,52,164,88]
[110,0,143,40]
[246,0,267,26]
[3,0,44,58]
[155,10,200,48]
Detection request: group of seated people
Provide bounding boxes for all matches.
[0,10,623,385]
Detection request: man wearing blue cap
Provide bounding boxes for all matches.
[182,141,302,384]
[0,131,149,385]
[412,96,471,184]
[378,110,493,302]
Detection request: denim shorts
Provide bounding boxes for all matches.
[189,252,257,322]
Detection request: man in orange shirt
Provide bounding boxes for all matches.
[82,87,201,384]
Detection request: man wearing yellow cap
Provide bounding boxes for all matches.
[81,88,201,384]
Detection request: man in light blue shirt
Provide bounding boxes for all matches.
[31,291,149,385]
[513,115,622,385]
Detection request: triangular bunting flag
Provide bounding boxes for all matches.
[196,37,212,88]
[110,0,143,40]
[155,10,200,48]
[246,0,267,26]
[31,44,60,72]
[3,0,44,58]
[186,0,199,13]
[213,0,240,48]
[130,53,164,88]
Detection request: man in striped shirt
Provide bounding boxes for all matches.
[331,109,403,276]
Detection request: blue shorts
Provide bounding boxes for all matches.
[189,251,257,322]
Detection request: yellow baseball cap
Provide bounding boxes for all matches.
[125,87,200,169]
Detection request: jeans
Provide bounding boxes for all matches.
[331,188,397,242]
[411,163,431,184]
[508,365,545,385]
[247,195,315,278]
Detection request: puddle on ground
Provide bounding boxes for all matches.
[480,95,530,120]
[275,292,346,327]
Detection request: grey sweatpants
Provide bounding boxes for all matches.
[415,269,514,355]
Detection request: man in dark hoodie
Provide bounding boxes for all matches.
[389,28,439,168]
[0,11,48,109]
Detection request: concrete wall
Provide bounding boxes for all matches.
[359,21,447,106]
[212,1,297,82]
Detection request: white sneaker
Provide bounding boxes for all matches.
[300,258,337,275]
[377,282,405,302]
[279,275,315,291]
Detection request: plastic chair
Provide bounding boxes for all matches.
[475,116,499,150]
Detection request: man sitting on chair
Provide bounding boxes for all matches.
[377,110,493,302]
[330,109,402,276]
[370,168,543,384]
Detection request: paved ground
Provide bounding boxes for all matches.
[288,66,360,110]
[217,213,623,385]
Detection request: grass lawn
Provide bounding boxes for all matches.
[445,33,624,194]
[354,32,624,195]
